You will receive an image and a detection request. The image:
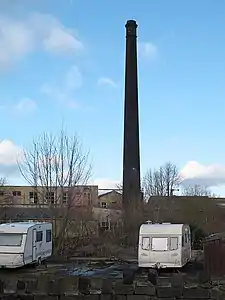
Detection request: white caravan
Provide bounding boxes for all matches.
[138,222,191,269]
[0,222,52,268]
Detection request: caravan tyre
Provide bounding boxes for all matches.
[37,257,42,266]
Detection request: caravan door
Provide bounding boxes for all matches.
[32,229,37,261]
[168,236,180,267]
[139,236,151,267]
[182,228,191,265]
[150,236,169,266]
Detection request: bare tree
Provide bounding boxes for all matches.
[143,161,181,200]
[182,184,217,197]
[18,129,92,252]
[116,183,122,191]
[0,178,14,222]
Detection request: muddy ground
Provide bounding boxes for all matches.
[0,259,205,285]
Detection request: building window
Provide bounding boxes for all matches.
[46,230,52,242]
[101,202,107,208]
[36,231,43,242]
[12,191,21,197]
[45,192,55,204]
[83,191,91,205]
[83,191,91,206]
[63,192,68,203]
[29,192,38,204]
[170,237,178,250]
[101,221,109,230]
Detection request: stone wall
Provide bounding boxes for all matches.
[0,275,224,299]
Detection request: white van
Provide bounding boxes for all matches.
[0,221,52,268]
[138,222,191,269]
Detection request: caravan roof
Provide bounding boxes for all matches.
[140,223,185,235]
[0,222,48,234]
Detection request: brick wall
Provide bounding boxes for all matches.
[0,275,224,299]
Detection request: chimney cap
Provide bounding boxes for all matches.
[125,20,137,28]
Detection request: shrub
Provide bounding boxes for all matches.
[190,224,206,250]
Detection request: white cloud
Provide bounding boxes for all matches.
[40,64,82,108]
[42,26,83,55]
[138,42,158,61]
[29,13,84,54]
[0,18,34,69]
[0,13,83,69]
[91,178,120,189]
[0,140,24,177]
[0,140,23,166]
[180,161,225,187]
[97,77,117,88]
[14,98,37,114]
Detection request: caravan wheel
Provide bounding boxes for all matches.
[36,257,42,266]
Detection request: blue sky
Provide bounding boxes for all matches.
[1,0,225,192]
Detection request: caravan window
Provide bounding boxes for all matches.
[142,237,150,250]
[151,237,168,251]
[170,237,178,250]
[186,231,190,243]
[0,233,22,246]
[36,231,43,242]
[46,230,52,242]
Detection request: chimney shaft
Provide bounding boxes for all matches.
[122,20,141,207]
